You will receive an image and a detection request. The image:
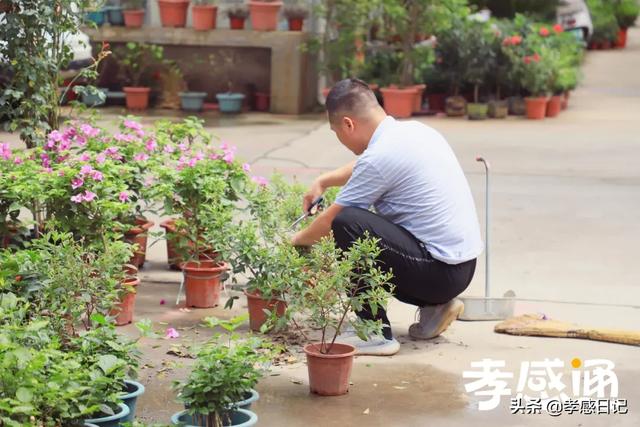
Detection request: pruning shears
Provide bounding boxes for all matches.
[290,196,324,230]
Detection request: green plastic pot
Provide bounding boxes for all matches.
[171,408,257,427]
[84,402,130,427]
[216,93,245,114]
[235,389,259,410]
[82,88,108,107]
[179,92,208,112]
[467,103,488,120]
[488,100,508,119]
[120,380,145,422]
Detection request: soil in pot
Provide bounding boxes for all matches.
[85,403,130,427]
[380,87,418,118]
[546,95,562,118]
[180,92,208,112]
[171,408,258,427]
[181,260,228,308]
[248,1,282,31]
[245,291,286,332]
[123,87,151,110]
[488,99,508,119]
[124,218,154,268]
[120,380,145,422]
[445,95,467,117]
[192,4,218,30]
[123,9,145,28]
[216,93,245,114]
[158,0,190,28]
[525,97,548,120]
[467,103,488,120]
[304,342,356,396]
[288,17,303,31]
[113,277,140,326]
[508,96,526,116]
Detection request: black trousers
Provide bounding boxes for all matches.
[331,207,476,339]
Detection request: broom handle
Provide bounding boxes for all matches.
[476,157,491,298]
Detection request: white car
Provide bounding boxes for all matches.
[557,0,593,41]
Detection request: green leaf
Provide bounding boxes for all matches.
[97,354,120,374]
[16,387,33,403]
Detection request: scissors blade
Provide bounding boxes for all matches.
[290,213,308,230]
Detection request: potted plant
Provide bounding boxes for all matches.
[85,1,107,27]
[587,0,620,49]
[462,21,495,120]
[122,0,146,28]
[283,3,308,31]
[227,5,249,30]
[614,0,639,48]
[105,0,126,26]
[116,42,165,110]
[216,83,245,114]
[192,0,218,31]
[519,51,552,120]
[288,236,393,396]
[172,316,269,426]
[178,64,208,112]
[248,0,282,32]
[158,0,191,28]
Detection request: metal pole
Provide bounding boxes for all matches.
[476,156,490,298]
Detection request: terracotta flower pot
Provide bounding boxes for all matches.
[615,28,628,48]
[230,16,246,30]
[124,218,154,268]
[411,84,426,113]
[123,9,145,28]
[123,87,151,110]
[380,86,418,118]
[288,17,303,31]
[157,0,190,28]
[114,277,140,326]
[525,96,548,120]
[304,343,356,396]
[192,4,217,31]
[445,95,467,117]
[562,91,570,110]
[248,1,282,31]
[254,92,270,111]
[245,290,287,332]
[181,260,228,308]
[427,93,446,112]
[546,95,562,118]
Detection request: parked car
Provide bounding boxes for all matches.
[557,0,593,41]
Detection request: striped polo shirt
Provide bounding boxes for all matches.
[335,116,483,264]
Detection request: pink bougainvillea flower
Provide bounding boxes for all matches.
[165,327,180,339]
[82,190,97,202]
[71,177,84,189]
[80,164,94,176]
[145,139,157,152]
[134,152,149,162]
[80,124,100,138]
[0,143,11,160]
[194,151,205,161]
[209,152,220,160]
[123,119,143,132]
[511,35,522,45]
[553,24,563,34]
[223,152,235,164]
[539,27,549,37]
[70,194,84,203]
[96,152,107,164]
[75,136,87,146]
[105,146,122,160]
[163,144,175,154]
[79,153,91,162]
[187,158,197,168]
[13,157,23,165]
[178,143,189,152]
[242,163,251,172]
[118,191,129,202]
[90,170,103,181]
[220,142,229,150]
[47,130,63,143]
[251,176,269,187]
[160,299,166,305]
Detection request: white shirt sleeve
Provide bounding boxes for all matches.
[335,159,388,209]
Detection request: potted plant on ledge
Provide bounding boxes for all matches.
[192,0,218,31]
[158,0,191,28]
[116,42,165,110]
[248,0,282,32]
[283,3,308,31]
[122,0,146,28]
[227,4,249,29]
[463,21,495,120]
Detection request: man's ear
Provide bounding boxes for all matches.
[342,116,355,131]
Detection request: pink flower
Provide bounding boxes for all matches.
[145,139,157,152]
[118,191,129,202]
[134,152,149,162]
[0,143,11,160]
[80,164,94,176]
[105,146,122,160]
[223,152,235,164]
[47,130,63,143]
[40,154,51,169]
[96,153,107,164]
[79,153,91,162]
[533,53,541,62]
[143,176,155,187]
[165,327,180,339]
[160,299,166,305]
[194,151,205,161]
[114,133,135,143]
[251,176,268,187]
[209,152,220,160]
[553,24,563,34]
[242,163,251,172]
[511,35,522,45]
[124,119,143,132]
[178,143,189,152]
[82,190,97,202]
[220,142,229,150]
[187,158,197,168]
[75,136,87,146]
[163,144,175,153]
[71,177,84,189]
[13,156,22,164]
[80,124,100,137]
[90,170,103,181]
[71,194,84,203]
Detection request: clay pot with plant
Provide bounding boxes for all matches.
[614,0,639,48]
[172,316,270,426]
[518,52,552,120]
[158,0,191,27]
[248,0,282,31]
[588,0,620,48]
[288,236,394,396]
[116,42,165,110]
[283,4,308,31]
[192,0,218,31]
[215,51,245,113]
[122,0,146,28]
[460,21,495,120]
[227,5,249,29]
[435,18,472,117]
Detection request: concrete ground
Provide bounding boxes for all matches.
[3,29,640,427]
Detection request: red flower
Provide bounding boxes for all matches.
[523,56,532,64]
[533,53,541,62]
[502,37,511,46]
[553,24,563,34]
[511,35,522,45]
[539,27,550,37]
[102,41,110,51]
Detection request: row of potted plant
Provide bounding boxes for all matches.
[586,0,639,49]
[84,0,310,32]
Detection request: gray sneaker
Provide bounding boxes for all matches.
[335,333,400,356]
[408,298,464,340]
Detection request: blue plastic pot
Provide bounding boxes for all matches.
[216,93,245,114]
[171,408,257,427]
[235,389,259,410]
[120,380,145,422]
[84,402,130,427]
[82,88,108,107]
[85,10,106,26]
[179,92,208,112]
[105,6,125,26]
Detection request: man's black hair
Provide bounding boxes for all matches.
[326,78,380,122]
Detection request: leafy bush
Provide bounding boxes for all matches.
[614,0,640,28]
[587,0,620,42]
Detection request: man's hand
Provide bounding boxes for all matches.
[303,179,325,213]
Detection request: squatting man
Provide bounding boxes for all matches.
[291,78,483,356]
